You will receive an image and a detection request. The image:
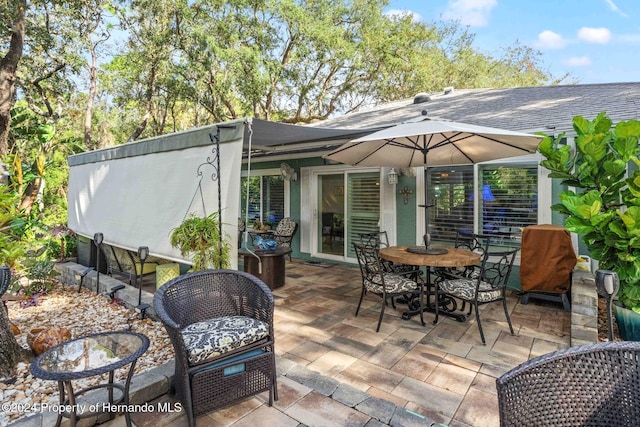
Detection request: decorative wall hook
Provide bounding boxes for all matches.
[399,186,414,205]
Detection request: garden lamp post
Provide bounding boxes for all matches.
[136,246,150,319]
[93,233,104,295]
[596,270,620,341]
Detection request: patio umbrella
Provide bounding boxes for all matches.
[323,118,543,254]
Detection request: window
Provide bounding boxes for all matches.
[480,165,538,241]
[428,166,474,241]
[427,164,538,242]
[346,172,381,258]
[240,174,285,227]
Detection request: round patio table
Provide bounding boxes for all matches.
[379,246,481,321]
[30,331,149,427]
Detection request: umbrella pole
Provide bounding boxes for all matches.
[424,175,429,248]
[422,167,447,255]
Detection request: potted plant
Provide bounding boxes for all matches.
[170,212,231,271]
[538,112,640,338]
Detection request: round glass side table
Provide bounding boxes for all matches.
[30,331,149,427]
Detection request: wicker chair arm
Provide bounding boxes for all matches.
[152,291,182,330]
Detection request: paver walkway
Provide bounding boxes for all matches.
[110,260,570,427]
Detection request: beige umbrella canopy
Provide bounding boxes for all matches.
[324,118,542,168]
[323,118,543,253]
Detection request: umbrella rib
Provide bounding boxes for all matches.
[447,133,536,153]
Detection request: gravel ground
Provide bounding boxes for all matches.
[1,283,173,425]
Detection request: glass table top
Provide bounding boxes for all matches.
[32,331,149,380]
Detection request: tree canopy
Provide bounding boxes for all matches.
[2,0,570,149]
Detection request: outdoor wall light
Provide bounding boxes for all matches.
[595,270,620,341]
[388,168,399,185]
[93,232,104,295]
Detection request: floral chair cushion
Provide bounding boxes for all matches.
[275,217,296,236]
[181,316,269,365]
[438,278,502,303]
[273,217,297,249]
[365,272,419,294]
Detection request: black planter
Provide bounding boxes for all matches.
[0,266,10,297]
[613,301,640,341]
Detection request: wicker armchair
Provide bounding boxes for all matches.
[153,270,278,427]
[496,341,640,426]
[272,217,297,260]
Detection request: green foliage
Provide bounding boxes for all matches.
[102,0,567,138]
[22,259,59,296]
[539,112,640,311]
[170,212,231,271]
[0,185,26,267]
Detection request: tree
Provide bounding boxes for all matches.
[0,186,26,380]
[0,0,26,155]
[105,0,568,139]
[538,113,640,311]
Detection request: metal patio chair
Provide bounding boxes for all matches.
[433,240,518,344]
[353,242,425,332]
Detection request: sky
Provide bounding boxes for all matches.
[385,0,640,85]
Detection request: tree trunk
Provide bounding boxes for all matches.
[0,0,26,155]
[0,269,22,380]
[84,38,98,150]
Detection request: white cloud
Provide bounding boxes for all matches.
[577,27,612,44]
[443,0,497,27]
[605,0,628,17]
[564,56,592,66]
[535,30,566,49]
[384,9,423,22]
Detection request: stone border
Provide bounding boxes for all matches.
[9,355,440,427]
[8,263,599,426]
[9,263,442,427]
[570,270,598,346]
[55,262,158,320]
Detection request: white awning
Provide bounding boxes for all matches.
[68,120,246,266]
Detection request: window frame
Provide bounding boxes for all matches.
[240,168,290,225]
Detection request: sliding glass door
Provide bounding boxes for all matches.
[315,170,380,260]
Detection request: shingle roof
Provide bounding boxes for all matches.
[314,82,640,135]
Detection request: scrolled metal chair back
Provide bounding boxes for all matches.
[480,247,518,288]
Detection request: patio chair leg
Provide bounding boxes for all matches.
[433,286,440,325]
[417,289,425,326]
[376,300,386,332]
[273,376,279,401]
[474,301,486,345]
[355,288,366,317]
[270,353,279,404]
[502,297,515,335]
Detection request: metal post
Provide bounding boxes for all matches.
[93,233,104,294]
[595,270,620,341]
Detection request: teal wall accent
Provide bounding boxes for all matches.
[243,157,325,261]
[245,158,564,292]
